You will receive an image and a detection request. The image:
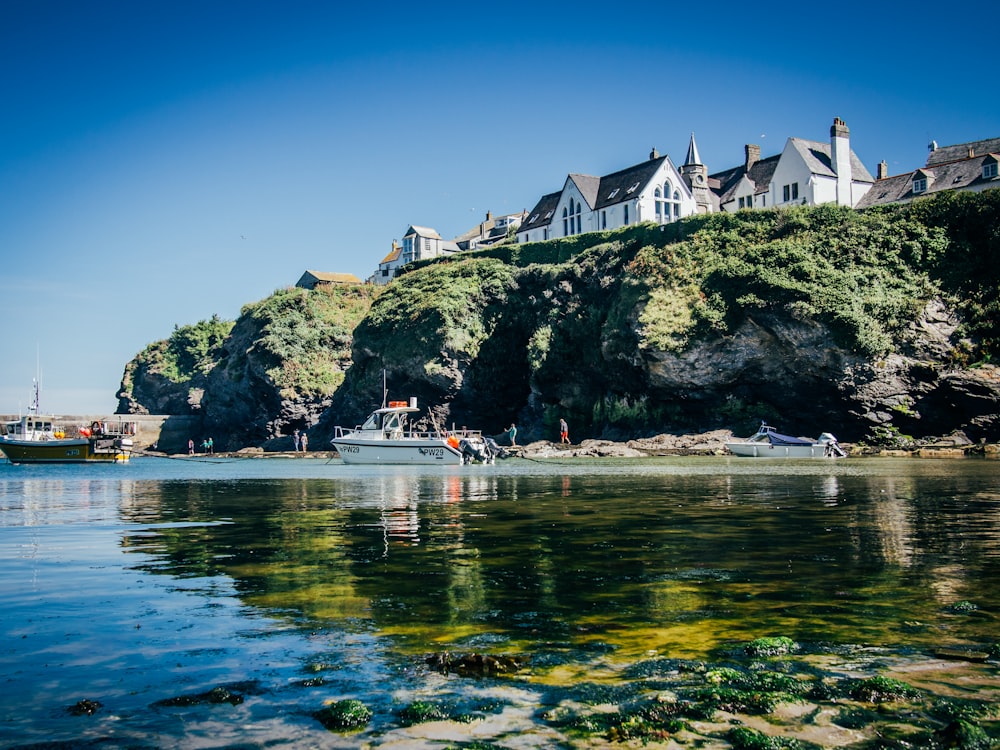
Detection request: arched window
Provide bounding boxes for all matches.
[563,198,582,235]
[562,205,569,236]
[657,181,681,223]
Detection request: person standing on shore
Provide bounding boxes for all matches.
[559,418,569,444]
[508,423,517,446]
[293,429,300,452]
[300,432,308,452]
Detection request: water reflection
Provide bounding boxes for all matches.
[104,463,1000,659]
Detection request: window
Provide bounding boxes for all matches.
[562,199,582,236]
[783,185,789,202]
[984,162,998,179]
[913,177,927,193]
[782,183,799,202]
[626,181,641,194]
[623,204,629,225]
[655,182,680,222]
[607,188,620,199]
[601,210,607,229]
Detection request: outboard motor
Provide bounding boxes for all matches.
[818,432,847,457]
[484,436,508,460]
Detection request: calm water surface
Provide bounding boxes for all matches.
[1,455,998,747]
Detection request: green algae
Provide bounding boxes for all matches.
[313,698,373,731]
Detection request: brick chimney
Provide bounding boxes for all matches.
[745,144,760,171]
[877,160,888,180]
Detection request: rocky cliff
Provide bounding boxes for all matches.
[120,190,1000,450]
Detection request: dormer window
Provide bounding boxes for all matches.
[913,177,927,193]
[607,188,620,199]
[626,181,641,194]
[984,161,998,180]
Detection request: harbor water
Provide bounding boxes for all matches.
[1,455,998,747]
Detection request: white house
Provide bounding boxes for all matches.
[372,225,459,285]
[517,137,713,244]
[713,118,874,211]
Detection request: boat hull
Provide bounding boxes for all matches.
[726,442,836,458]
[331,437,464,465]
[0,437,133,464]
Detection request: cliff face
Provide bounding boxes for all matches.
[122,191,1000,449]
[119,284,376,450]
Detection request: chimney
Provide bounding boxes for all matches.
[928,140,938,153]
[650,146,659,160]
[877,160,888,180]
[745,144,760,171]
[830,117,853,206]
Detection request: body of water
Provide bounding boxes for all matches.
[1,455,998,747]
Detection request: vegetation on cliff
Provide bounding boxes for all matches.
[324,189,1000,443]
[123,189,1000,446]
[238,283,376,399]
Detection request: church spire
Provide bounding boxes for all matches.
[684,132,703,167]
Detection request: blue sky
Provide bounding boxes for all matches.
[2,0,997,415]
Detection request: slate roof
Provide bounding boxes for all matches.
[567,173,601,208]
[856,152,1000,208]
[788,138,874,183]
[926,137,1000,166]
[520,192,562,232]
[592,156,673,210]
[710,153,781,204]
[520,154,684,234]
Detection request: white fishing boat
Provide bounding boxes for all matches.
[726,422,845,458]
[331,398,503,465]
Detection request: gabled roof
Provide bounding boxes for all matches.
[594,156,675,210]
[403,225,442,240]
[856,153,1000,208]
[520,192,561,231]
[296,270,362,288]
[927,137,1000,166]
[566,173,601,208]
[710,153,781,204]
[788,138,874,183]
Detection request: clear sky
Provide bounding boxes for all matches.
[2,0,997,416]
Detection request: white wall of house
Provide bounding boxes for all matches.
[768,141,812,208]
[531,159,697,243]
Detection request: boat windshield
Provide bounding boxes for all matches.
[361,412,383,431]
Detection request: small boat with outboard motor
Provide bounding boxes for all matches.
[330,397,505,465]
[725,422,846,458]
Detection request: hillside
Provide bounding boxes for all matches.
[120,190,1000,450]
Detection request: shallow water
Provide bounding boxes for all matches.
[1,455,998,746]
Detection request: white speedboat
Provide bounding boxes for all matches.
[726,422,845,458]
[331,398,503,465]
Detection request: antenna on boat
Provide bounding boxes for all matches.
[381,369,387,408]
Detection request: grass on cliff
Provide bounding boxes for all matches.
[357,258,516,369]
[241,284,377,397]
[128,314,235,385]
